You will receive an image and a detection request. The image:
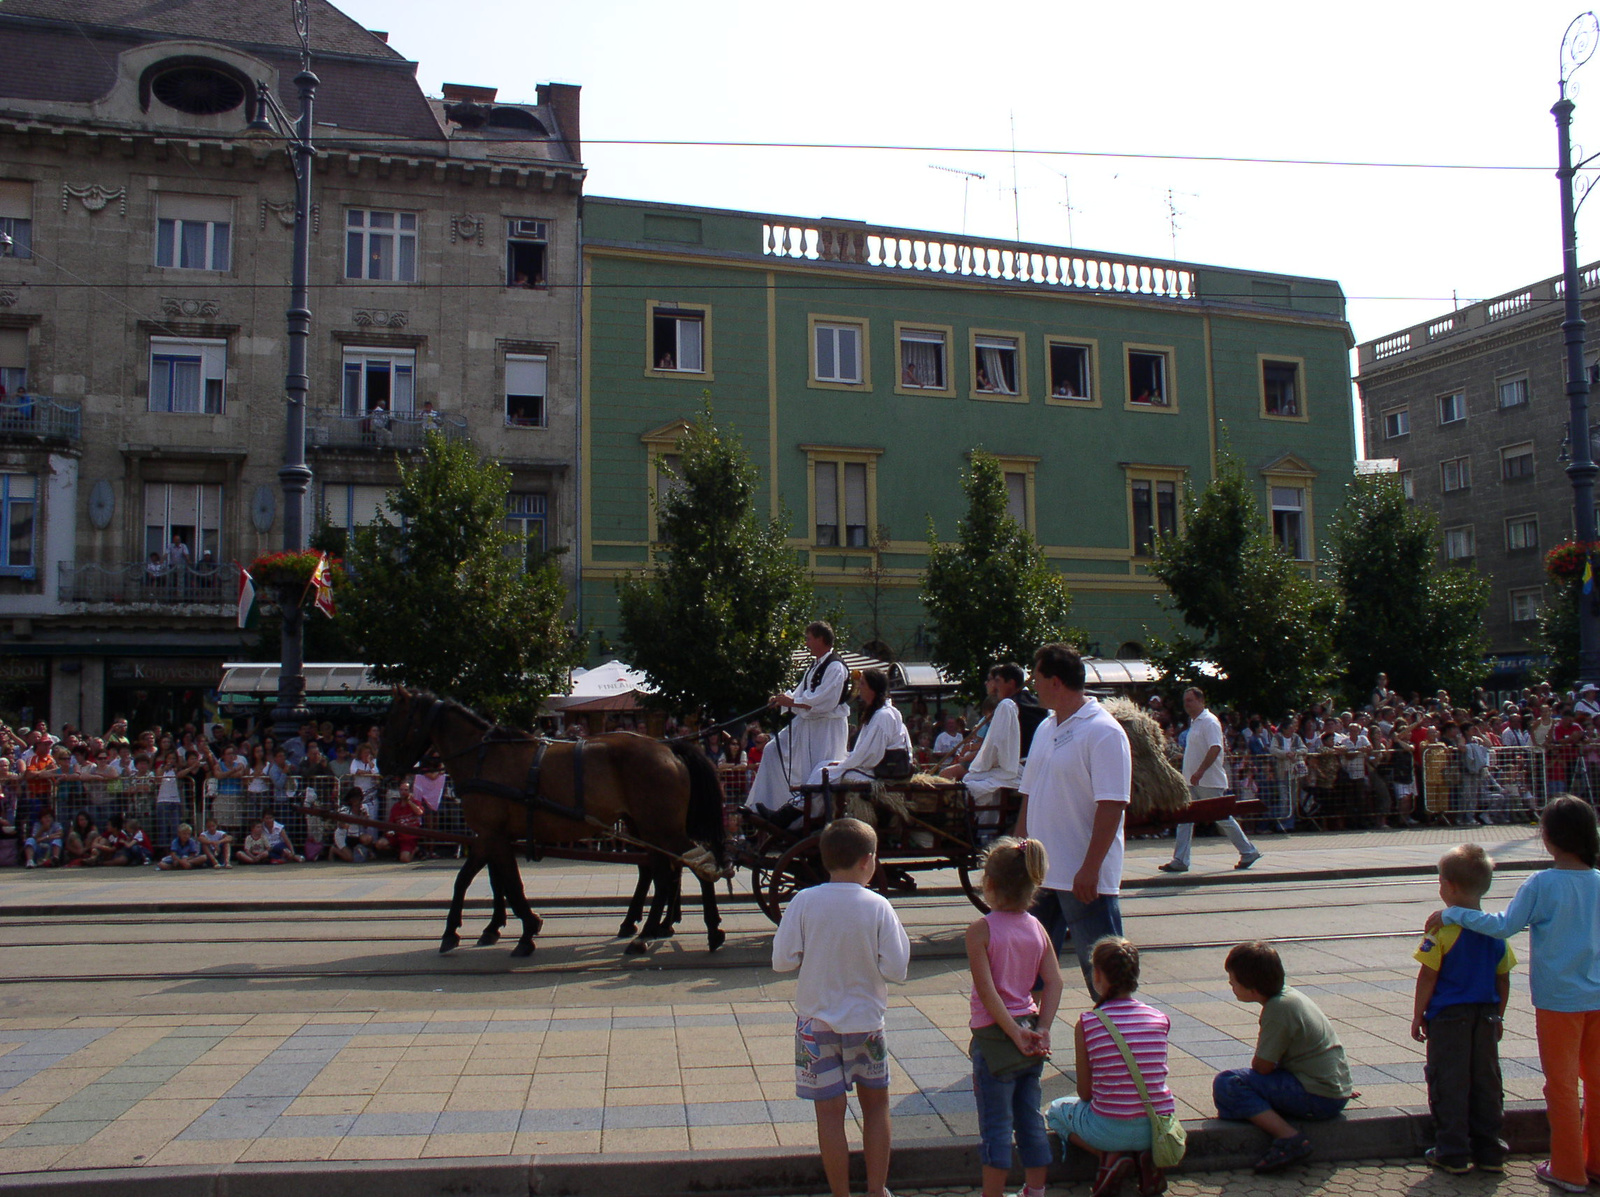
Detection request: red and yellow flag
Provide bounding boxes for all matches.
[309,552,336,618]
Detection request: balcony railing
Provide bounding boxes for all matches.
[59,560,240,605]
[307,410,468,452]
[0,396,81,444]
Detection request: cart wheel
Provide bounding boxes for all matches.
[957,861,991,914]
[758,834,829,924]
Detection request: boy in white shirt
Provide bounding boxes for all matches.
[773,818,910,1197]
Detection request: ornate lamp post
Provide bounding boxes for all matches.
[1555,11,1600,687]
[246,0,319,738]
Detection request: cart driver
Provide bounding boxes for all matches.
[940,663,1028,840]
[745,621,850,822]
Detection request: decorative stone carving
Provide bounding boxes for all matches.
[62,184,127,215]
[352,309,409,329]
[0,289,16,308]
[450,214,484,246]
[259,199,320,233]
[161,298,221,319]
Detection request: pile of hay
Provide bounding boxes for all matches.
[1103,697,1189,819]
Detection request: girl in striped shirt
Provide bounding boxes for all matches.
[1047,937,1175,1197]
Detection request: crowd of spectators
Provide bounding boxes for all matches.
[0,714,449,872]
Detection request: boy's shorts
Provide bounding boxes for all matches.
[794,1016,889,1100]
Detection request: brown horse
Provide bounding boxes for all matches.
[378,688,727,956]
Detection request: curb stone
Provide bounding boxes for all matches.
[0,1103,1551,1195]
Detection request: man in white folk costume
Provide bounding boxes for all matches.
[746,621,850,820]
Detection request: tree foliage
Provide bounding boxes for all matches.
[617,406,813,720]
[1148,457,1337,714]
[920,451,1079,703]
[337,432,579,726]
[1328,472,1489,702]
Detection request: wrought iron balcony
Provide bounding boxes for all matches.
[0,396,82,445]
[59,560,240,606]
[306,410,468,452]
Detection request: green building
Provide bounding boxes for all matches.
[579,198,1356,661]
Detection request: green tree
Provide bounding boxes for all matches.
[337,432,579,726]
[1328,472,1489,702]
[617,405,813,720]
[920,451,1079,703]
[1148,456,1338,714]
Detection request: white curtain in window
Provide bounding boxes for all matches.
[677,320,703,372]
[1005,472,1027,523]
[901,338,942,387]
[977,346,1015,393]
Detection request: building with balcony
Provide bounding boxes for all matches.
[1356,265,1600,687]
[580,199,1359,661]
[0,0,583,729]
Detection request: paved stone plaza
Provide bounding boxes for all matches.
[0,825,1557,1190]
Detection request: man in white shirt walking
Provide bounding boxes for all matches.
[941,663,1027,838]
[1160,687,1263,873]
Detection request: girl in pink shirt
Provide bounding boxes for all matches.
[966,838,1064,1197]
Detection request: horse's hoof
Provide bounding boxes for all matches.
[707,927,726,952]
[616,922,638,939]
[510,939,536,959]
[477,930,501,947]
[439,932,461,954]
[624,938,649,955]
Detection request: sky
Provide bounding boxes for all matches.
[336,0,1600,437]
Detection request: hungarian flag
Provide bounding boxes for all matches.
[237,567,257,630]
[309,552,336,618]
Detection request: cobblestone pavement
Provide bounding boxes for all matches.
[880,1156,1554,1197]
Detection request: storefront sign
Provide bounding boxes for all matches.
[106,658,224,688]
[1484,653,1552,676]
[0,659,47,682]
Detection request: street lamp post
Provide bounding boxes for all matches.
[248,0,319,739]
[1556,11,1600,688]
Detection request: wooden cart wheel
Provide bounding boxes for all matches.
[758,833,829,924]
[957,861,991,914]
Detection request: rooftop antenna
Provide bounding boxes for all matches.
[1055,171,1077,247]
[928,164,986,235]
[1009,111,1021,241]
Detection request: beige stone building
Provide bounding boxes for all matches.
[0,0,583,731]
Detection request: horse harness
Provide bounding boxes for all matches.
[421,700,585,861]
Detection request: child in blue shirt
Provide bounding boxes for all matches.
[1411,843,1514,1174]
[1428,795,1600,1192]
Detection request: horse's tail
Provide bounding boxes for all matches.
[668,740,727,869]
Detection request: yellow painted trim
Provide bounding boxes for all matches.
[1258,352,1309,422]
[1042,334,1101,407]
[1123,463,1188,560]
[1203,315,1217,472]
[581,267,593,569]
[806,313,872,392]
[768,274,779,518]
[643,298,715,381]
[990,453,1039,535]
[892,321,957,397]
[1262,470,1316,568]
[590,539,652,548]
[968,327,1029,403]
[802,445,882,550]
[1122,342,1179,413]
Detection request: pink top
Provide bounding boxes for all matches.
[1079,997,1175,1119]
[969,911,1051,1028]
[412,772,446,811]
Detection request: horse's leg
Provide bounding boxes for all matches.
[626,854,672,954]
[618,864,651,939]
[441,849,487,954]
[697,873,725,952]
[478,865,508,947]
[491,841,543,958]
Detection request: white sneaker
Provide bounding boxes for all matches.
[24,859,35,868]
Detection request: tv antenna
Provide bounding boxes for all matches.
[928,164,986,235]
[1165,187,1198,258]
[1055,171,1078,247]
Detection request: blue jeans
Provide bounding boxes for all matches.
[1213,1067,1348,1123]
[972,1047,1052,1169]
[1030,888,1123,998]
[153,803,181,856]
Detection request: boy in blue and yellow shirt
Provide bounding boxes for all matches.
[1411,843,1514,1174]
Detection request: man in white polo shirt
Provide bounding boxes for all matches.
[1014,643,1132,998]
[1159,686,1262,873]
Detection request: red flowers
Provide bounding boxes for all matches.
[1545,540,1600,581]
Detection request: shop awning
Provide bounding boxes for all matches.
[215,662,389,707]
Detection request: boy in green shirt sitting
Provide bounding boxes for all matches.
[1213,940,1354,1173]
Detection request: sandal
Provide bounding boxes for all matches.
[1091,1152,1136,1197]
[1253,1133,1313,1173]
[1136,1150,1167,1196]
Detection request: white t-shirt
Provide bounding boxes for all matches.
[1182,708,1228,790]
[1343,732,1370,779]
[932,730,962,755]
[1018,696,1132,895]
[771,881,910,1033]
